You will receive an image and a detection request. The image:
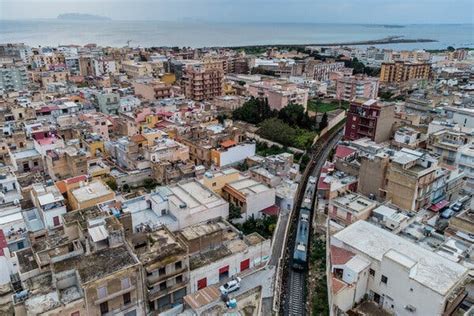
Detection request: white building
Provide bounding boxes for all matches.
[154,180,229,230]
[0,167,22,205]
[211,142,256,168]
[445,106,474,129]
[222,177,275,220]
[330,220,468,316]
[180,220,271,292]
[456,144,474,192]
[30,182,67,229]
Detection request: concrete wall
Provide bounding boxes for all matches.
[189,239,270,292]
[245,188,276,219]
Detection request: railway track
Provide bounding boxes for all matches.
[281,127,343,316]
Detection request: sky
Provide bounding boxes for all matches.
[0,0,473,24]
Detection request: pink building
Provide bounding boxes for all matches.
[335,75,379,102]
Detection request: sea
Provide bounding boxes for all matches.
[0,19,473,50]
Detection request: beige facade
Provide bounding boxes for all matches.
[380,61,431,83]
[182,60,224,101]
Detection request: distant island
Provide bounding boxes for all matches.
[57,13,111,21]
[363,24,405,29]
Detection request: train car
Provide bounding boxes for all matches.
[292,208,310,270]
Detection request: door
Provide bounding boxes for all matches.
[53,216,60,227]
[219,265,229,281]
[197,278,207,290]
[240,259,250,272]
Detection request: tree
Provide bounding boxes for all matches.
[143,178,157,191]
[447,46,455,52]
[105,178,117,191]
[229,204,242,221]
[319,113,328,131]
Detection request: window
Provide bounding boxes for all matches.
[99,302,108,315]
[212,182,217,187]
[176,275,183,283]
[159,267,166,276]
[369,269,375,277]
[121,278,130,289]
[123,292,131,305]
[381,275,388,284]
[53,216,60,227]
[175,261,182,270]
[97,286,107,299]
[159,282,167,291]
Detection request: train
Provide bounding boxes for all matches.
[292,176,316,270]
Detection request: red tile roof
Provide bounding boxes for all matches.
[335,145,356,159]
[332,276,347,294]
[330,245,355,265]
[262,205,280,216]
[221,140,236,148]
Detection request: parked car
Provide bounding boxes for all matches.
[452,202,463,212]
[219,277,241,295]
[441,208,455,219]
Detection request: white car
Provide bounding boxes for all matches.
[219,277,242,295]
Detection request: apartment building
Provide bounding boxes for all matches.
[427,129,471,165]
[344,99,395,143]
[132,79,173,101]
[335,75,379,101]
[0,64,29,93]
[248,80,309,111]
[131,227,189,313]
[182,60,224,101]
[305,60,345,81]
[179,219,270,292]
[122,60,153,78]
[380,61,431,83]
[330,220,468,316]
[92,91,121,115]
[456,145,474,192]
[385,148,439,211]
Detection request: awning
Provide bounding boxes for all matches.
[262,205,280,216]
[429,200,449,212]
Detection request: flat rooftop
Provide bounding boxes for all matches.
[158,180,227,213]
[70,181,113,203]
[227,178,272,196]
[333,220,467,295]
[53,244,137,283]
[331,193,377,213]
[133,228,186,266]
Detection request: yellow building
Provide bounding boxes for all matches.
[142,128,167,146]
[201,168,240,195]
[223,83,237,96]
[380,61,431,83]
[68,180,116,210]
[161,73,176,85]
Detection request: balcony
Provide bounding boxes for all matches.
[94,286,136,305]
[148,280,188,302]
[146,266,187,286]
